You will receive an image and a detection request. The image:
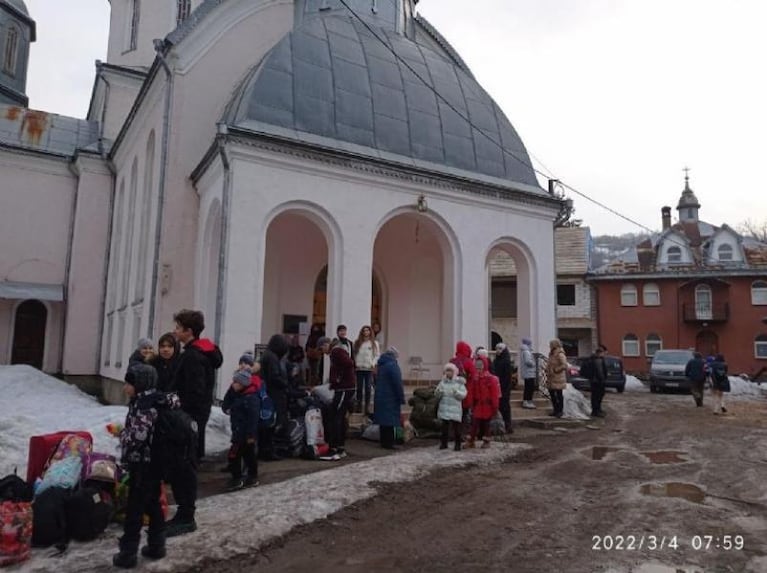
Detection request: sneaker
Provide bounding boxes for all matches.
[165,517,197,538]
[243,476,260,488]
[522,401,536,409]
[226,478,244,492]
[593,411,606,418]
[140,545,167,560]
[112,550,138,569]
[336,448,348,459]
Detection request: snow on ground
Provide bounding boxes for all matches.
[727,375,767,399]
[563,383,591,419]
[0,365,231,477]
[16,441,529,572]
[624,375,647,392]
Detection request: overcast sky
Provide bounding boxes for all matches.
[23,0,767,236]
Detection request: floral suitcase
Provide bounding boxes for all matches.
[0,501,33,566]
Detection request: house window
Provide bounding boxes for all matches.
[695,284,713,320]
[176,0,192,25]
[645,333,662,356]
[620,284,638,306]
[3,25,19,75]
[667,246,682,263]
[752,281,767,306]
[756,335,767,359]
[128,0,140,51]
[643,283,660,306]
[717,244,733,261]
[557,284,576,306]
[622,334,640,357]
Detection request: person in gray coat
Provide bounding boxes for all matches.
[519,338,537,409]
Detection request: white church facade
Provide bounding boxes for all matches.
[0,0,561,397]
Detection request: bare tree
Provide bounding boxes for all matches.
[738,219,767,243]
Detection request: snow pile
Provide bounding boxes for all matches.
[16,441,528,572]
[0,365,231,477]
[563,383,591,419]
[624,375,647,392]
[727,376,767,399]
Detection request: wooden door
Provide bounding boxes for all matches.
[11,300,47,369]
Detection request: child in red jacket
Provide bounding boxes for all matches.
[466,357,501,449]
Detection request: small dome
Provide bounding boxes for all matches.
[228,15,541,191]
[2,0,29,16]
[676,176,701,210]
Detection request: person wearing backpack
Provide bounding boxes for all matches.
[113,364,174,568]
[684,352,707,408]
[222,369,261,491]
[258,334,290,461]
[710,353,731,415]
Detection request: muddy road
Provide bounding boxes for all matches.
[195,390,767,573]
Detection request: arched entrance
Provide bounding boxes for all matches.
[373,211,457,379]
[11,300,47,369]
[487,241,536,352]
[696,330,718,357]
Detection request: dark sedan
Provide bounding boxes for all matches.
[566,356,627,393]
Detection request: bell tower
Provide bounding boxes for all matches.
[0,0,35,106]
[106,0,196,69]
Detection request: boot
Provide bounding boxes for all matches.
[465,438,476,449]
[112,550,138,569]
[141,544,167,560]
[165,513,197,538]
[439,441,447,450]
[454,441,462,452]
[481,439,491,449]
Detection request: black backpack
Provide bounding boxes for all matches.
[153,407,199,473]
[64,486,114,542]
[31,487,71,549]
[0,472,33,503]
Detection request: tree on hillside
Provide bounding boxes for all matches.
[738,219,767,243]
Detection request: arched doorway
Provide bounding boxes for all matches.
[11,300,47,369]
[487,241,535,352]
[696,330,718,357]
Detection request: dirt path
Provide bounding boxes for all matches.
[193,391,767,573]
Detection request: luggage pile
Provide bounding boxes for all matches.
[407,387,442,437]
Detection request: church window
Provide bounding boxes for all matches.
[667,246,682,263]
[177,0,192,25]
[128,0,140,51]
[717,244,733,261]
[3,25,19,75]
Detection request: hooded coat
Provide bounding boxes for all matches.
[174,337,224,419]
[148,337,181,392]
[222,377,262,443]
[260,334,289,395]
[546,345,568,391]
[472,357,501,420]
[519,343,536,380]
[435,376,467,422]
[373,352,405,427]
[451,341,477,408]
[493,347,513,392]
[329,345,356,391]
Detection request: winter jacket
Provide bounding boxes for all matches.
[451,341,477,408]
[127,349,147,370]
[493,348,513,392]
[546,348,568,390]
[260,334,289,398]
[148,340,181,392]
[329,346,356,391]
[120,390,179,465]
[684,357,707,383]
[354,339,380,371]
[580,354,608,383]
[435,376,467,422]
[519,344,536,380]
[373,352,405,427]
[471,372,501,420]
[222,378,262,443]
[173,337,223,419]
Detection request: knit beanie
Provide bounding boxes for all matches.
[239,353,255,367]
[137,337,154,350]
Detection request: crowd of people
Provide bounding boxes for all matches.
[114,305,637,569]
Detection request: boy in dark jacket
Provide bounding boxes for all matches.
[113,364,178,568]
[222,369,261,491]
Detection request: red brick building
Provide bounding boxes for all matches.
[589,178,767,377]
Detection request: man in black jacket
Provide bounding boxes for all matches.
[258,334,289,461]
[684,352,707,407]
[493,343,514,433]
[167,309,222,537]
[581,345,609,418]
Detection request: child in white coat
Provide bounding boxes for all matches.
[435,363,468,451]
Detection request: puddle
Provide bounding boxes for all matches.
[641,450,688,464]
[639,482,706,504]
[588,446,623,460]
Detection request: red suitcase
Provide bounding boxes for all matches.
[26,431,93,484]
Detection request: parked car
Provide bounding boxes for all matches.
[648,349,695,393]
[566,356,627,393]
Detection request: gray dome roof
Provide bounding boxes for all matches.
[228,15,540,191]
[677,176,701,210]
[2,0,28,15]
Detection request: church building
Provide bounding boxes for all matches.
[0,0,561,397]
